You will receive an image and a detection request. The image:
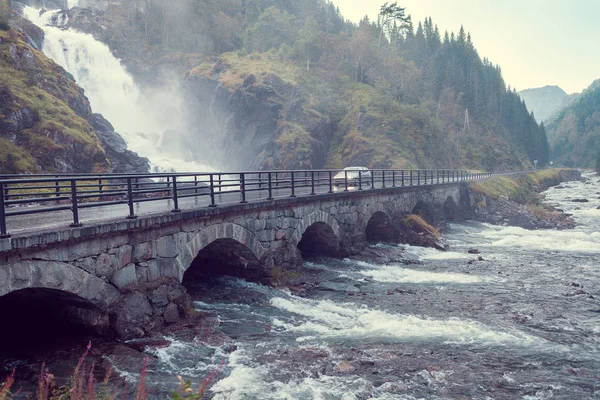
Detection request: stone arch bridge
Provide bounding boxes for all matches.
[0,182,470,338]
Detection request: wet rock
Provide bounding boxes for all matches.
[336,361,356,373]
[468,249,480,254]
[162,303,180,325]
[126,339,172,352]
[219,320,270,338]
[109,292,154,338]
[318,281,361,293]
[102,344,155,373]
[571,199,589,203]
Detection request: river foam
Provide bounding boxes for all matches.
[270,296,544,347]
[353,260,490,284]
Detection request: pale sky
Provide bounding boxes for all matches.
[333,0,600,94]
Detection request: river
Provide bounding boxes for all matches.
[1,175,598,398]
[61,171,595,399]
[1,170,598,399]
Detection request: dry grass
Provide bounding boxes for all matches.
[404,214,440,240]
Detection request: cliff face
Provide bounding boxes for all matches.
[184,61,334,170]
[0,7,148,174]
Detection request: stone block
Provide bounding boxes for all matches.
[257,230,274,242]
[109,264,138,290]
[163,303,180,325]
[148,285,170,308]
[110,245,133,269]
[95,253,119,277]
[0,239,11,252]
[75,257,97,274]
[133,241,154,263]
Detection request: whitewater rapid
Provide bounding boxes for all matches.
[22,6,215,173]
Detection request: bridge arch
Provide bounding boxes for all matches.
[365,211,398,243]
[175,222,267,282]
[0,262,118,351]
[411,200,435,225]
[443,196,459,220]
[291,211,341,258]
[0,260,119,311]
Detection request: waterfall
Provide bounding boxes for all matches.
[22,7,216,173]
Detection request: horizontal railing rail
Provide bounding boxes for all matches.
[0,169,501,238]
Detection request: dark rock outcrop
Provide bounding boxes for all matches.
[185,74,333,170]
[90,114,150,173]
[108,278,192,339]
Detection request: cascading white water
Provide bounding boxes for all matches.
[22,6,216,173]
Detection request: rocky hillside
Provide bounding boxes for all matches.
[519,85,569,122]
[6,0,551,173]
[546,79,600,168]
[0,2,148,174]
[183,53,534,170]
[36,0,550,172]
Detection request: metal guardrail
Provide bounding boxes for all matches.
[0,169,493,238]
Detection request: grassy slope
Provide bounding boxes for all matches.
[470,169,573,204]
[0,26,107,173]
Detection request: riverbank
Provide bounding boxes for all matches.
[468,168,582,230]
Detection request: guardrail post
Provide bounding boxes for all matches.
[240,173,248,203]
[310,171,316,195]
[55,176,61,198]
[267,172,273,200]
[382,170,386,188]
[70,179,83,227]
[344,171,349,192]
[171,176,181,212]
[371,170,375,189]
[126,178,137,219]
[98,179,103,197]
[392,170,396,187]
[194,176,198,195]
[417,170,421,186]
[401,170,405,186]
[328,171,333,193]
[409,170,413,186]
[358,171,363,191]
[209,175,217,207]
[0,182,9,238]
[290,172,296,198]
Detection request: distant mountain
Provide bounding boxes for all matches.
[519,86,569,122]
[546,79,600,168]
